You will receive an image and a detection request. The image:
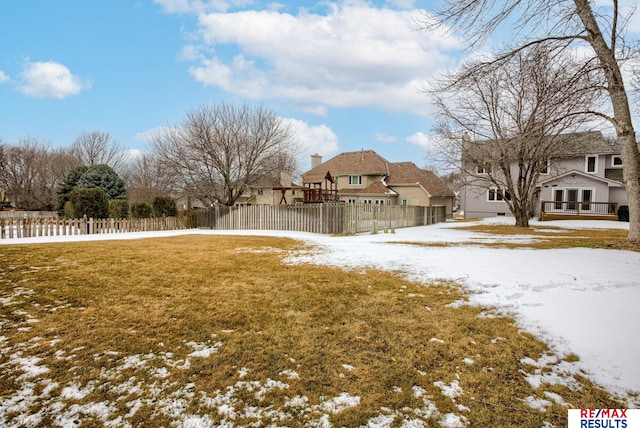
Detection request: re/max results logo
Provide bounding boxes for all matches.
[568,409,640,428]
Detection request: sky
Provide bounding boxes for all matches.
[2,1,640,174]
[0,0,465,172]
[1,216,638,426]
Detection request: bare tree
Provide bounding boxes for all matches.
[0,138,58,210]
[71,130,124,170]
[121,153,178,204]
[428,0,640,241]
[149,103,298,206]
[434,45,603,227]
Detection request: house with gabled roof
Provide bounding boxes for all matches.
[301,150,455,216]
[461,131,628,220]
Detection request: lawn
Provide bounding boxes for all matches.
[0,234,625,427]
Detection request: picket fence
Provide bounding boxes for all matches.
[0,216,191,239]
[0,204,447,239]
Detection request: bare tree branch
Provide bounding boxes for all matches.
[148,103,298,207]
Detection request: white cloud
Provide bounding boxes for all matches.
[122,148,145,162]
[0,70,9,83]
[406,131,438,151]
[136,126,173,144]
[282,117,339,167]
[154,0,252,14]
[18,61,91,99]
[185,4,463,116]
[375,132,397,143]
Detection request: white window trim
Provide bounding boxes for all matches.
[552,187,596,211]
[540,159,550,175]
[487,187,511,202]
[612,155,623,167]
[348,175,362,185]
[476,165,491,174]
[585,155,598,174]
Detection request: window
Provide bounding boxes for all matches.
[540,160,550,175]
[348,175,362,185]
[476,165,490,174]
[374,200,385,205]
[553,188,594,211]
[586,155,597,173]
[347,198,356,204]
[612,155,623,167]
[488,188,511,202]
[581,189,592,211]
[402,199,408,206]
[363,199,372,204]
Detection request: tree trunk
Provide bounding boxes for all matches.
[574,0,640,242]
[513,205,530,228]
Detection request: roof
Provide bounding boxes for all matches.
[386,162,455,197]
[538,169,624,187]
[464,131,619,162]
[339,181,397,196]
[552,131,619,157]
[301,150,455,198]
[302,150,389,184]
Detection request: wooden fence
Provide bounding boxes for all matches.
[191,204,447,234]
[0,204,447,239]
[0,210,57,218]
[0,216,191,239]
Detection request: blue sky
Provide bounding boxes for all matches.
[0,0,468,171]
[9,1,640,175]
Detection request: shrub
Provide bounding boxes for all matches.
[109,200,130,219]
[56,166,89,216]
[153,196,177,217]
[69,188,109,219]
[131,202,153,218]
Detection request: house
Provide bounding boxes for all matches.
[234,172,304,206]
[461,131,627,220]
[301,150,455,216]
[174,172,303,210]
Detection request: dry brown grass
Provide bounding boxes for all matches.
[402,223,640,252]
[0,235,624,426]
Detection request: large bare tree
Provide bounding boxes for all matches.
[434,45,604,227]
[71,130,125,171]
[149,103,298,206]
[0,138,59,210]
[121,153,178,204]
[428,0,640,241]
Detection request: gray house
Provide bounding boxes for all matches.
[461,131,627,220]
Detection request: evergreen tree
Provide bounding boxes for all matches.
[77,164,127,200]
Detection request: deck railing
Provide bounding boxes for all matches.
[540,201,618,220]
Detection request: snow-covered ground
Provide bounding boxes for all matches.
[2,216,638,412]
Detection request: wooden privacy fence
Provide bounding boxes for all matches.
[0,216,191,239]
[0,204,447,239]
[192,204,447,234]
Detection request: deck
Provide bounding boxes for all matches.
[540,201,619,221]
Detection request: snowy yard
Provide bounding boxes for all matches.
[0,217,638,427]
